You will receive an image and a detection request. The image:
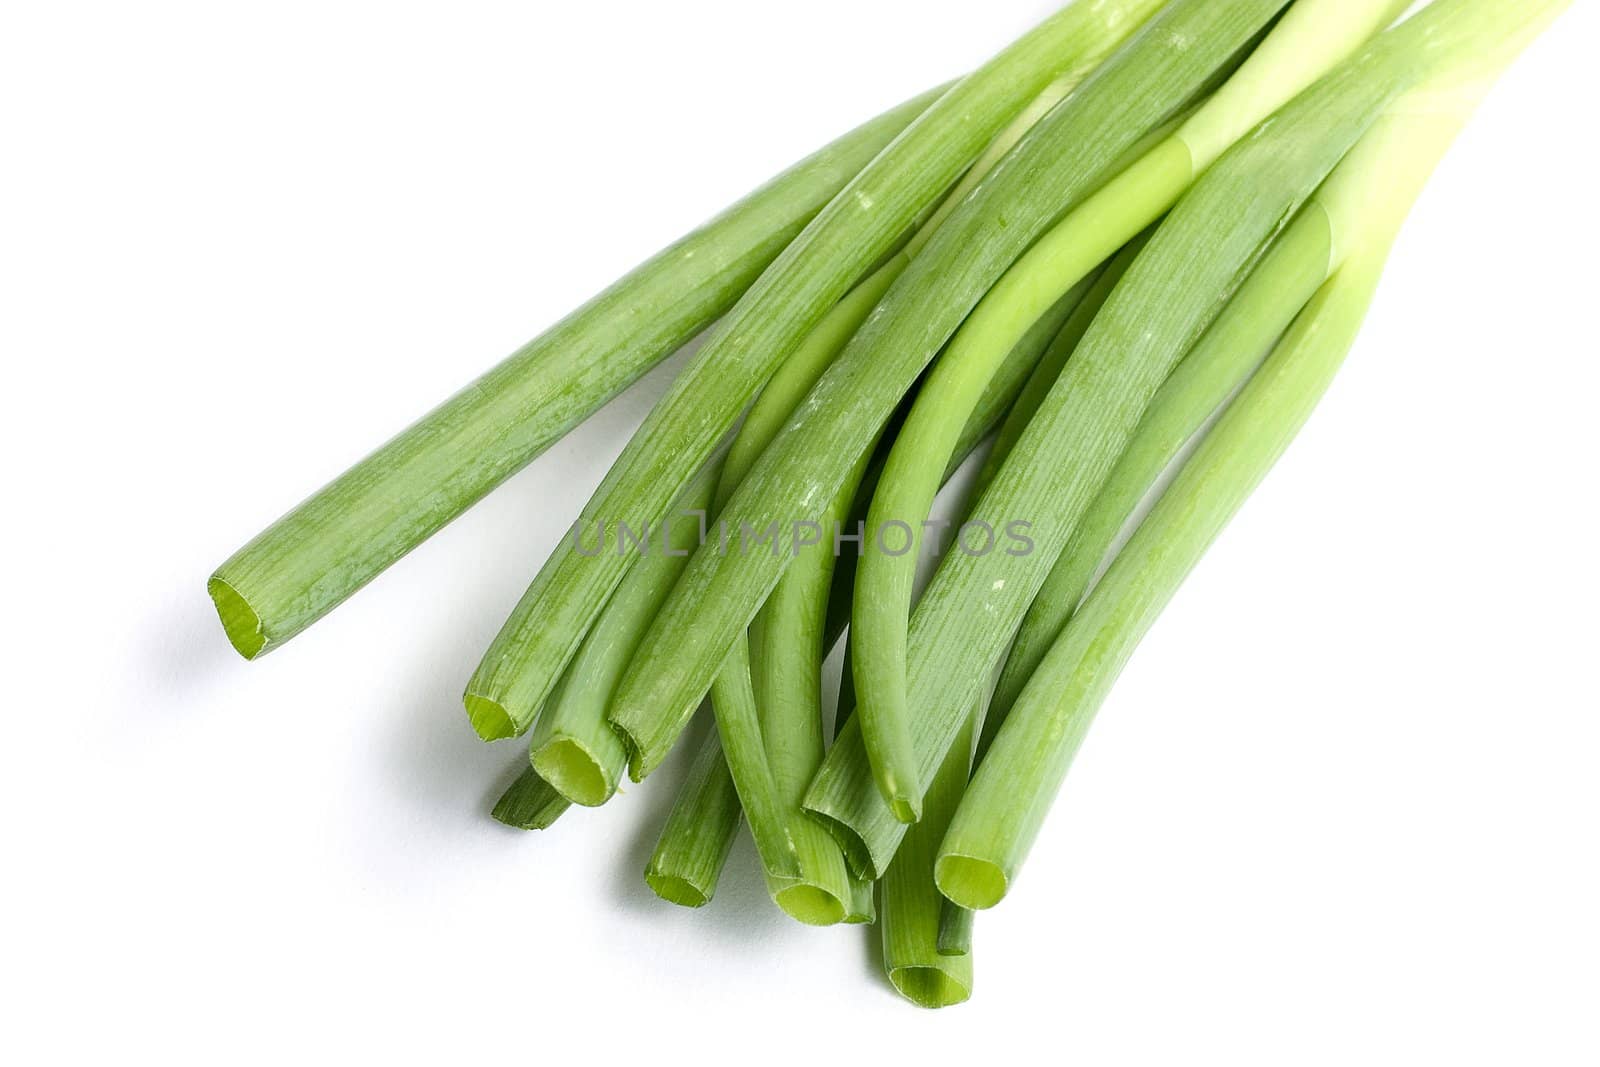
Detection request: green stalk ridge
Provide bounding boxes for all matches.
[612,0,1288,779]
[207,86,942,662]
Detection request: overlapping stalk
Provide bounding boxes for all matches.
[847,0,1410,825]
[465,0,1168,743]
[528,465,722,806]
[612,0,1290,783]
[981,205,1334,756]
[807,0,1459,879]
[635,43,1155,915]
[202,0,1574,1011]
[933,27,1560,901]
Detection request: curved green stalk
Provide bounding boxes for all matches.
[807,0,1478,879]
[847,0,1404,826]
[934,154,1460,911]
[206,86,945,662]
[491,766,571,831]
[936,3,1572,905]
[643,258,1102,906]
[612,0,1286,779]
[709,640,802,881]
[975,235,1148,492]
[982,206,1333,758]
[941,260,1395,908]
[852,269,1106,823]
[465,0,1167,743]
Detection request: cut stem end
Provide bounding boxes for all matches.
[645,871,711,908]
[206,575,266,660]
[531,738,614,807]
[887,965,973,1009]
[934,854,1009,911]
[463,694,517,742]
[773,883,849,927]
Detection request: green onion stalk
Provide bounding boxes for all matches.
[492,765,572,831]
[934,11,1569,904]
[206,86,945,660]
[612,0,1291,788]
[634,41,1151,914]
[465,0,1168,743]
[527,463,722,806]
[641,201,1099,915]
[879,707,979,1009]
[848,0,1409,825]
[641,273,1086,909]
[805,0,1516,880]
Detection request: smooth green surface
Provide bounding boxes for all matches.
[207,87,942,662]
[466,0,1167,742]
[491,766,571,831]
[707,641,801,880]
[612,0,1283,778]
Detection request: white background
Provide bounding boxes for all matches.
[4,1,1597,1063]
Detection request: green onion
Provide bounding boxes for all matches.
[206,87,943,662]
[203,0,1574,1007]
[880,707,978,1008]
[651,264,911,906]
[848,0,1408,825]
[528,464,721,806]
[641,257,1100,909]
[643,724,742,908]
[982,206,1333,758]
[491,766,572,831]
[753,464,867,924]
[807,0,1451,879]
[464,0,1168,744]
[971,236,1143,494]
[612,0,1288,782]
[932,23,1564,902]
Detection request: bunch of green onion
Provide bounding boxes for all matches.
[210,0,1569,1008]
